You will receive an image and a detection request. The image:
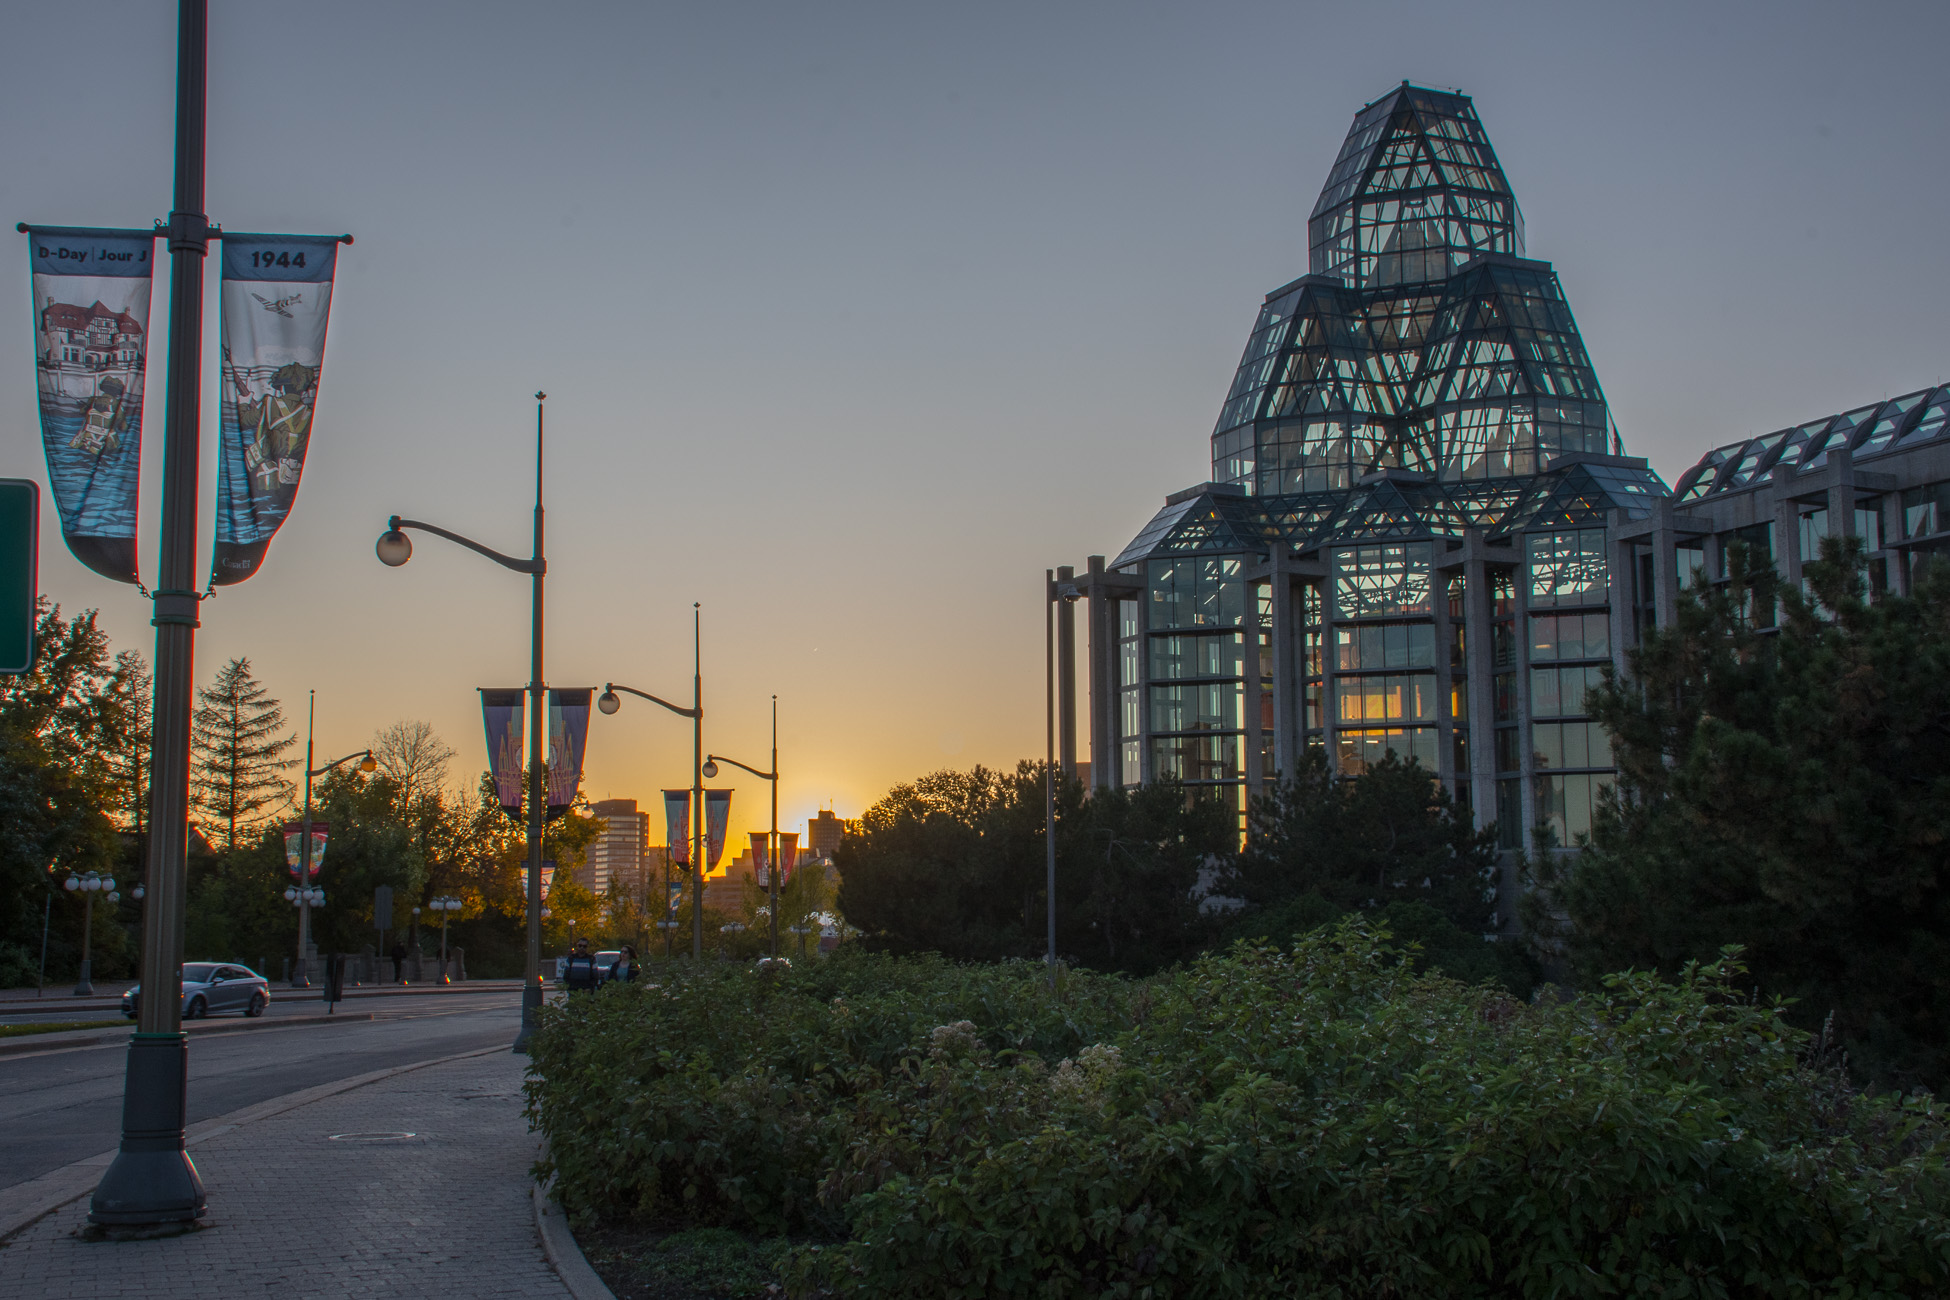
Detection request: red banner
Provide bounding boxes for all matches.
[750,832,770,885]
[777,831,800,883]
[662,790,690,865]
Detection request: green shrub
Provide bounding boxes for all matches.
[527,927,1950,1298]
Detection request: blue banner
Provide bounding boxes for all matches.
[211,233,342,585]
[24,227,154,583]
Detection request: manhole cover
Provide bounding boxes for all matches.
[325,1131,418,1143]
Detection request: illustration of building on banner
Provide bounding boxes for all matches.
[37,300,144,402]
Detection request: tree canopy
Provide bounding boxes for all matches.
[1534,539,1950,1089]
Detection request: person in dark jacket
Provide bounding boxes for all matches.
[389,940,407,984]
[563,938,599,993]
[608,945,640,984]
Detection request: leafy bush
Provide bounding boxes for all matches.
[527,928,1950,1298]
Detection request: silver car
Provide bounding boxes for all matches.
[122,963,271,1020]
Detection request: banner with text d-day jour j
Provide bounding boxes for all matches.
[25,227,154,583]
[211,234,342,586]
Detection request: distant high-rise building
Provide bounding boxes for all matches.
[584,798,649,896]
[807,810,844,861]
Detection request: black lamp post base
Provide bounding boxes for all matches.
[512,982,542,1053]
[90,1034,206,1225]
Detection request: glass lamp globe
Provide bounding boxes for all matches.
[106,891,120,903]
[104,876,115,892]
[285,887,297,901]
[375,529,412,567]
[701,760,719,779]
[596,689,620,715]
[360,754,378,773]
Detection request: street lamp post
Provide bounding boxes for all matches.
[63,870,117,996]
[91,0,212,1228]
[429,896,461,981]
[283,883,325,974]
[293,692,375,988]
[703,694,780,957]
[597,605,705,960]
[378,394,549,1051]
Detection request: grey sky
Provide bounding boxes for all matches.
[4,0,1946,834]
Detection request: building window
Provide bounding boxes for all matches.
[1535,772,1609,846]
[1903,482,1950,540]
[1335,674,1438,724]
[1530,720,1612,770]
[1529,663,1606,719]
[1526,529,1609,607]
[1719,521,1773,575]
[1335,727,1437,775]
[1495,778,1523,849]
[1527,612,1610,662]
[1333,542,1434,617]
[1149,557,1245,629]
[1333,622,1436,670]
[1150,683,1242,732]
[1151,734,1239,782]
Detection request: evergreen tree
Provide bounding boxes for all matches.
[1227,750,1500,931]
[1533,539,1950,1089]
[190,657,295,853]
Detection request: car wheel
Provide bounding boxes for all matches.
[246,991,267,1018]
[186,995,207,1020]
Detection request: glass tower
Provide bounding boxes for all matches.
[1092,85,1667,860]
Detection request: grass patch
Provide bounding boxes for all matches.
[0,1020,120,1038]
[575,1224,787,1300]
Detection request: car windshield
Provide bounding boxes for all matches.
[596,951,622,962]
[182,964,216,983]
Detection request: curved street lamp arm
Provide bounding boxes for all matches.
[309,749,373,779]
[605,682,699,720]
[704,754,776,781]
[389,515,543,575]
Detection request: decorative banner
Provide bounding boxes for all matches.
[545,688,592,820]
[777,832,800,884]
[210,233,342,585]
[480,689,525,820]
[705,789,732,870]
[749,832,770,886]
[24,226,154,583]
[662,790,691,866]
[282,822,329,880]
[540,859,555,902]
[666,881,684,913]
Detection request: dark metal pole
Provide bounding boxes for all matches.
[296,692,314,987]
[769,695,779,959]
[1045,571,1057,990]
[691,605,704,961]
[515,394,547,1052]
[92,0,209,1226]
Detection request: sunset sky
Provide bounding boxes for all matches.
[6,0,1950,852]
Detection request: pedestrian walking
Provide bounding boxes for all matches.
[608,944,640,984]
[389,940,407,984]
[563,937,599,993]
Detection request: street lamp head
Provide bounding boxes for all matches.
[596,687,620,715]
[106,891,120,903]
[132,884,144,900]
[285,887,297,901]
[700,760,719,779]
[359,752,378,773]
[375,528,412,567]
[64,875,79,891]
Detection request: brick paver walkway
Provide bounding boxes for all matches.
[0,1049,571,1298]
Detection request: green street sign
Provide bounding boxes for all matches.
[0,480,38,674]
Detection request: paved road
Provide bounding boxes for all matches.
[0,989,523,1191]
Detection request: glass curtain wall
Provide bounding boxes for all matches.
[1331,542,1439,773]
[1525,528,1613,845]
[1147,557,1247,812]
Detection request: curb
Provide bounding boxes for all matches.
[0,981,527,1016]
[533,1177,618,1300]
[0,1011,373,1059]
[0,1041,509,1243]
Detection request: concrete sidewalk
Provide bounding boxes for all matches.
[0,1048,573,1298]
